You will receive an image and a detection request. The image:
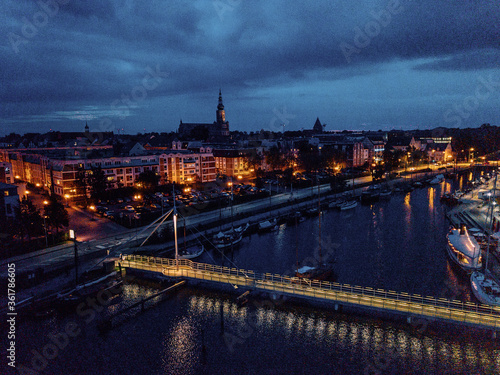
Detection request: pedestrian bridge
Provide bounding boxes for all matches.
[120,255,500,332]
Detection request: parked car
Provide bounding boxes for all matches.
[104,210,115,218]
[116,198,124,203]
[96,206,108,214]
[124,205,135,212]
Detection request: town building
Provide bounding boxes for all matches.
[0,162,14,184]
[0,182,19,221]
[178,90,230,139]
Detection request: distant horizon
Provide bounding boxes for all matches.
[1,121,496,139]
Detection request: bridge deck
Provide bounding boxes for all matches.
[120,255,500,331]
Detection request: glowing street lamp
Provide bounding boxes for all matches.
[69,229,79,285]
[42,200,49,247]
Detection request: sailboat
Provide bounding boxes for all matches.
[470,175,500,306]
[212,178,249,250]
[212,223,249,249]
[296,175,335,280]
[178,217,204,259]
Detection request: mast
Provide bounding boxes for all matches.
[295,214,299,274]
[173,184,179,270]
[318,173,322,264]
[485,174,497,272]
[230,176,234,230]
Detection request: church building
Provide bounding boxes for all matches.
[178,90,230,139]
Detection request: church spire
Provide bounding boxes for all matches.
[217,89,224,110]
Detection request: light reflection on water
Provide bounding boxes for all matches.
[153,290,500,374]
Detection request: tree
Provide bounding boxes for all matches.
[18,197,43,242]
[297,144,321,173]
[264,146,285,171]
[137,170,160,191]
[76,166,108,205]
[88,166,108,203]
[371,162,385,181]
[244,151,264,175]
[44,195,69,235]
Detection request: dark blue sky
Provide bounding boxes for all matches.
[1,0,499,135]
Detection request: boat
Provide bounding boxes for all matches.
[361,185,381,204]
[306,207,319,216]
[212,223,249,250]
[470,271,500,306]
[295,265,334,280]
[339,200,358,210]
[286,211,304,224]
[178,245,204,259]
[470,175,499,306]
[57,274,123,308]
[379,189,392,198]
[295,176,336,281]
[429,174,445,185]
[328,199,343,209]
[258,219,277,232]
[446,226,482,273]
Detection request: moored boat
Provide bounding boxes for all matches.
[295,264,334,281]
[328,199,343,209]
[379,189,392,198]
[446,226,482,273]
[429,174,445,185]
[470,271,500,306]
[179,245,204,259]
[258,219,277,232]
[339,200,357,210]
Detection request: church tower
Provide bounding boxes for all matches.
[215,89,229,137]
[216,89,226,123]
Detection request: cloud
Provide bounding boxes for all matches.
[0,0,498,134]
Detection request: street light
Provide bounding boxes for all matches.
[42,200,49,247]
[69,229,78,285]
[64,194,70,207]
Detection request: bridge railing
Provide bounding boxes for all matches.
[122,255,500,318]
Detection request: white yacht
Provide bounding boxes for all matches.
[178,245,204,260]
[339,200,358,210]
[258,219,277,232]
[446,226,482,273]
[470,271,500,306]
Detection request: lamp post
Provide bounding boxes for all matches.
[69,229,78,286]
[64,194,70,207]
[469,148,474,163]
[42,200,49,247]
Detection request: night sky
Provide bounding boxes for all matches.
[1,0,499,136]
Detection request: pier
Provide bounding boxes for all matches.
[120,255,500,332]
